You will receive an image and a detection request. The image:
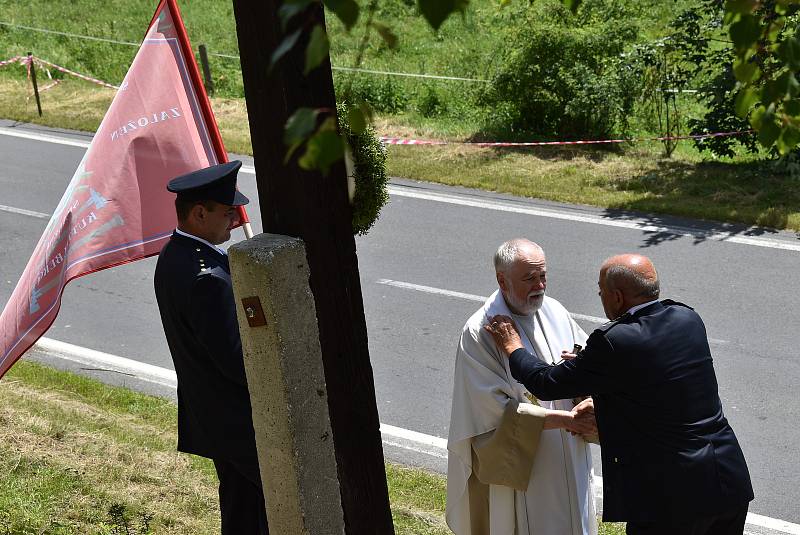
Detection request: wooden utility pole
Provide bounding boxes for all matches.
[230,2,395,533]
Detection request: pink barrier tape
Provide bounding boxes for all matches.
[29,56,118,90]
[0,56,22,68]
[380,137,447,146]
[379,130,752,147]
[38,79,61,93]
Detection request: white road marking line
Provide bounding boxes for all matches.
[569,312,606,324]
[745,513,800,535]
[34,337,177,388]
[386,185,800,253]
[4,126,800,254]
[0,126,91,148]
[380,439,448,460]
[377,278,485,303]
[376,278,729,344]
[376,278,607,324]
[380,422,448,450]
[23,336,799,533]
[0,204,50,219]
[30,336,448,453]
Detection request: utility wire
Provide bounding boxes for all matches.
[0,21,140,47]
[0,20,487,82]
[330,65,486,82]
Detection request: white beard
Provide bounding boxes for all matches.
[505,289,545,316]
[528,293,544,313]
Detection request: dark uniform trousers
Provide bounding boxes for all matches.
[626,505,748,535]
[214,458,269,534]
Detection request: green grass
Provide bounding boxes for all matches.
[0,360,626,534]
[0,0,691,112]
[0,361,217,534]
[0,360,448,534]
[384,140,800,231]
[0,0,243,95]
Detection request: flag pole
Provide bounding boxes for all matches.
[242,222,253,239]
[166,0,253,239]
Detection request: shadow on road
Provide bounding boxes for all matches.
[594,158,800,247]
[598,207,791,248]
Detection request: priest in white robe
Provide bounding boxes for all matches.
[446,239,597,535]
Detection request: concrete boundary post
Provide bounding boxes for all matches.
[229,233,344,535]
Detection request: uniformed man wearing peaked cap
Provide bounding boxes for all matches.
[154,161,269,534]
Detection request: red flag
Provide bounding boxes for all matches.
[0,0,247,378]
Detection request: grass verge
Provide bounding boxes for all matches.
[2,76,796,233]
[1,360,453,534]
[0,360,625,534]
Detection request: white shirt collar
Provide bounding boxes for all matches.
[174,228,227,256]
[625,299,660,316]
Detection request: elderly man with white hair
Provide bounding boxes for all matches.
[446,238,597,535]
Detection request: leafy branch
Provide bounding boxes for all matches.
[725,0,800,154]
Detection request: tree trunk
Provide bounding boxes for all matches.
[230,1,394,533]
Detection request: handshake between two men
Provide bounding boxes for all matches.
[446,238,753,535]
[486,316,597,441]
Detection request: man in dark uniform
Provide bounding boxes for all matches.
[154,160,268,534]
[485,254,753,535]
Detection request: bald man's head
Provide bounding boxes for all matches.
[598,254,659,319]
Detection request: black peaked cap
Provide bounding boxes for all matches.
[167,160,249,206]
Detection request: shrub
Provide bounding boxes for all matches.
[483,1,640,140]
[416,84,447,117]
[338,75,409,114]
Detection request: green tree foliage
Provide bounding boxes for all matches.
[482,1,639,139]
[725,0,800,154]
[630,39,687,157]
[653,1,759,158]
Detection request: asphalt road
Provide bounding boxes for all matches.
[1,120,799,524]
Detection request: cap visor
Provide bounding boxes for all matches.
[232,190,250,206]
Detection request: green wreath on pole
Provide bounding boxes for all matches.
[337,102,389,236]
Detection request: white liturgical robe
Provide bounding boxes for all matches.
[446,291,597,535]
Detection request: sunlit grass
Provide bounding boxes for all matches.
[385,143,800,232]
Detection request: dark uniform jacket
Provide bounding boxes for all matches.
[509,300,753,523]
[154,231,257,461]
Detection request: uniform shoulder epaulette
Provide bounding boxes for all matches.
[660,299,694,310]
[196,264,227,279]
[190,247,226,279]
[596,313,631,333]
